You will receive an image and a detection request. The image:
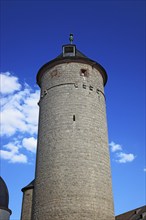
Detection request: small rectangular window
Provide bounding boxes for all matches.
[63,45,76,57]
[80,68,89,77]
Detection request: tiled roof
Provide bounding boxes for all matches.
[116,205,146,220]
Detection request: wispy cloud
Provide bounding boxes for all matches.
[144,168,146,172]
[0,137,37,163]
[0,142,27,163]
[109,141,122,152]
[0,72,21,94]
[109,141,136,163]
[22,137,37,153]
[0,72,39,163]
[0,76,39,137]
[115,152,136,163]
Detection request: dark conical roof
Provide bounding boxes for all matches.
[37,44,107,87]
[0,176,12,214]
[21,179,34,192]
[0,176,9,208]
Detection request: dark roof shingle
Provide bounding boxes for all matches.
[116,206,146,220]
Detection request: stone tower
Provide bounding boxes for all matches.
[32,37,114,220]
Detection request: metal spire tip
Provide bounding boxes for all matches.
[69,33,73,44]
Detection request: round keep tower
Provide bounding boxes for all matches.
[32,37,114,220]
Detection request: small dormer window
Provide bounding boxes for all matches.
[63,45,76,57]
[64,47,74,53]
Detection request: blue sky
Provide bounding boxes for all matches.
[0,0,145,219]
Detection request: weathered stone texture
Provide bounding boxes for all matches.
[21,189,33,220]
[32,62,114,220]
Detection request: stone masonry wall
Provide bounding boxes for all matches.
[21,189,33,220]
[32,62,114,220]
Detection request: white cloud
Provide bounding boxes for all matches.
[1,108,27,136]
[0,73,39,137]
[0,72,21,94]
[0,142,27,163]
[115,152,136,163]
[22,137,37,153]
[109,141,136,164]
[109,141,122,152]
[0,71,39,164]
[144,168,146,172]
[22,90,40,130]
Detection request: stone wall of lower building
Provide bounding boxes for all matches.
[21,188,33,220]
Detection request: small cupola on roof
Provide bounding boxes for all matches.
[63,33,76,57]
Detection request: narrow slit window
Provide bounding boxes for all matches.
[73,115,75,121]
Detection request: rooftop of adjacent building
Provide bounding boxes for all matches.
[37,34,107,87]
[21,179,34,192]
[115,205,146,220]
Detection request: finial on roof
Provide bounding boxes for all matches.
[69,33,73,44]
